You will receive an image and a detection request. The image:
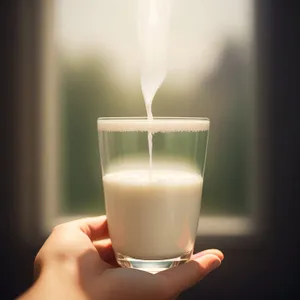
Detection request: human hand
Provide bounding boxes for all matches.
[19,216,223,300]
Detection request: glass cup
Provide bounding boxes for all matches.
[97,117,210,273]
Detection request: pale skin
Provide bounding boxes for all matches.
[18,216,224,300]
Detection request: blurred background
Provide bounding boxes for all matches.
[46,0,256,229]
[2,0,299,299]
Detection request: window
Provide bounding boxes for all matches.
[40,0,258,236]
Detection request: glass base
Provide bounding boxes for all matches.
[115,249,193,274]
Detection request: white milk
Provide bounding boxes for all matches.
[138,0,173,169]
[103,169,203,260]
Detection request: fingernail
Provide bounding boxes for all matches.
[209,259,221,272]
[101,249,115,262]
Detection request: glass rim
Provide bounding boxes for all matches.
[97,116,209,121]
[97,117,210,132]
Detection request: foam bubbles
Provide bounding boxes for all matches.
[97,118,209,132]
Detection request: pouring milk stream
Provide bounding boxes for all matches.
[137,0,173,172]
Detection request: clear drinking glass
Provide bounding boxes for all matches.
[97,117,209,273]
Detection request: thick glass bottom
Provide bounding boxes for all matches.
[115,249,193,274]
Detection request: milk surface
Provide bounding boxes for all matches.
[103,169,203,260]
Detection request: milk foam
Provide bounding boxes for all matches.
[97,118,209,132]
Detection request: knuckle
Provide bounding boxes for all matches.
[51,224,69,237]
[34,252,41,266]
[33,251,43,280]
[52,224,64,232]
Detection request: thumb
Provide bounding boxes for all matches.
[158,254,221,297]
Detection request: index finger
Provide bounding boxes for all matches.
[67,215,109,241]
